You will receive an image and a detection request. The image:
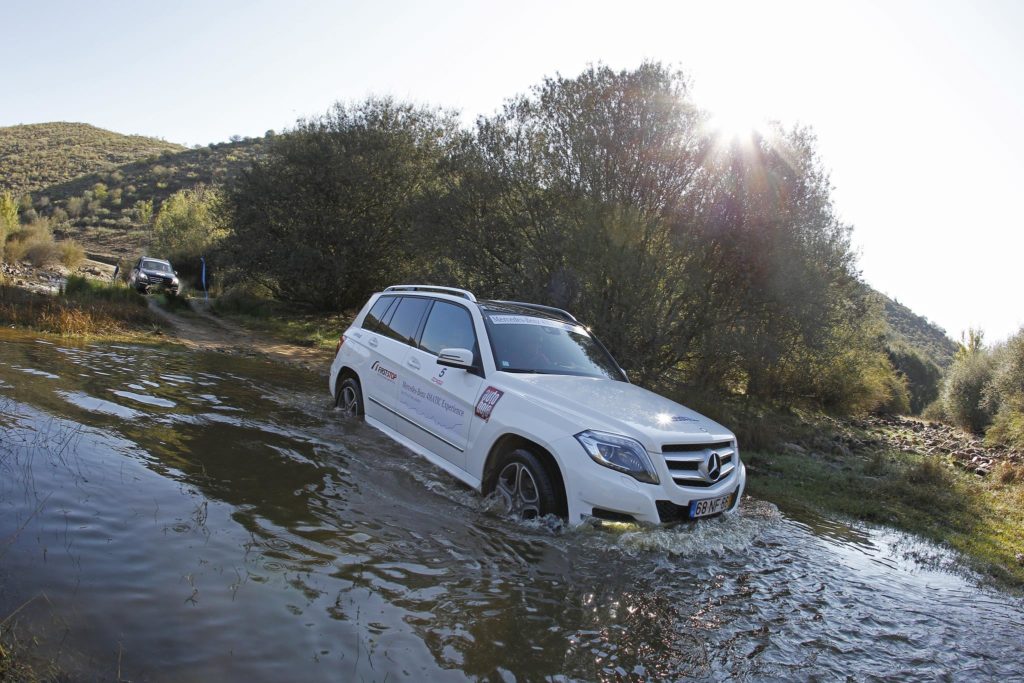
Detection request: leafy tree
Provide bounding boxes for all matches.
[942,333,995,433]
[151,185,225,262]
[425,63,888,406]
[0,191,18,260]
[135,199,153,225]
[222,98,462,309]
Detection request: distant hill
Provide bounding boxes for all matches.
[0,122,186,196]
[2,123,268,260]
[878,292,958,368]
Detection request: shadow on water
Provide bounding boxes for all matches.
[1,329,1023,682]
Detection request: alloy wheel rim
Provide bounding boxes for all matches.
[496,462,541,519]
[339,386,359,416]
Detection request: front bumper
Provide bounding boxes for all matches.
[554,436,747,525]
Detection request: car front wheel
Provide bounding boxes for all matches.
[493,449,558,521]
[335,376,363,418]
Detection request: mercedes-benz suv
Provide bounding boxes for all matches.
[329,285,746,525]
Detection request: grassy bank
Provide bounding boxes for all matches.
[745,445,1024,587]
[212,292,351,350]
[0,275,162,339]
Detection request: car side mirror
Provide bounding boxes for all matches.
[437,348,475,370]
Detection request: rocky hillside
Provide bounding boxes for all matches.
[0,122,185,196]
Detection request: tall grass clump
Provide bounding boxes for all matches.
[63,275,147,308]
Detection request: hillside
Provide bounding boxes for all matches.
[38,136,266,258]
[1,123,267,260]
[0,122,185,196]
[879,292,958,368]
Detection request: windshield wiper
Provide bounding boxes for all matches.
[500,368,559,374]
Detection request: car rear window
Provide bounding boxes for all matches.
[381,297,430,345]
[362,295,397,334]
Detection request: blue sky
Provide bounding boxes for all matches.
[3,0,1022,342]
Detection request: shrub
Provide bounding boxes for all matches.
[942,349,995,433]
[0,191,18,260]
[66,196,85,217]
[25,240,59,267]
[5,219,54,265]
[58,240,85,269]
[983,329,1024,448]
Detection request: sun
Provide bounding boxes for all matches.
[703,107,769,144]
[699,89,773,145]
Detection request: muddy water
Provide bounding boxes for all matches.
[1,331,1022,682]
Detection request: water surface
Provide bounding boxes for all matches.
[1,331,1021,681]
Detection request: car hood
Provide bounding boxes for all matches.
[503,373,735,450]
[142,269,175,279]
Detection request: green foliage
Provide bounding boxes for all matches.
[418,63,891,406]
[221,97,462,309]
[135,198,153,225]
[0,191,18,260]
[886,338,943,414]
[63,274,147,307]
[151,186,225,267]
[942,343,995,433]
[983,329,1024,448]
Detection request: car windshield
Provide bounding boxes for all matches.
[143,260,171,273]
[483,312,624,380]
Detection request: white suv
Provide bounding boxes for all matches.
[329,285,746,525]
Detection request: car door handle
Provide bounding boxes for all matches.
[407,357,421,370]
[368,337,378,348]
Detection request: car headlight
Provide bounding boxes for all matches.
[138,272,149,281]
[575,430,659,485]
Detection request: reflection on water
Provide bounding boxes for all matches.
[1,330,1022,682]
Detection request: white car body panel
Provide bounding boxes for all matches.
[330,289,746,525]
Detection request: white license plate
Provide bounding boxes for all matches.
[689,492,733,518]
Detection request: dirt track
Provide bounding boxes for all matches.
[147,299,333,375]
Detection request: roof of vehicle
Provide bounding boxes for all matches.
[379,285,578,324]
[140,257,172,265]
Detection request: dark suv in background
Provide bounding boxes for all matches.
[128,257,180,295]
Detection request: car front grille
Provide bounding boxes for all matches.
[660,441,737,489]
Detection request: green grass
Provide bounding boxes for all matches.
[153,290,192,313]
[62,274,147,307]
[744,447,1024,587]
[212,292,351,349]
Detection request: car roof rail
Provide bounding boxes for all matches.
[486,300,578,323]
[383,285,477,302]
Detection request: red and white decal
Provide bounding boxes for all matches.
[474,386,504,422]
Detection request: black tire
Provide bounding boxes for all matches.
[335,376,364,418]
[492,448,559,520]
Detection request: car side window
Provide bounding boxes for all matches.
[419,301,478,359]
[362,296,396,334]
[381,297,430,346]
